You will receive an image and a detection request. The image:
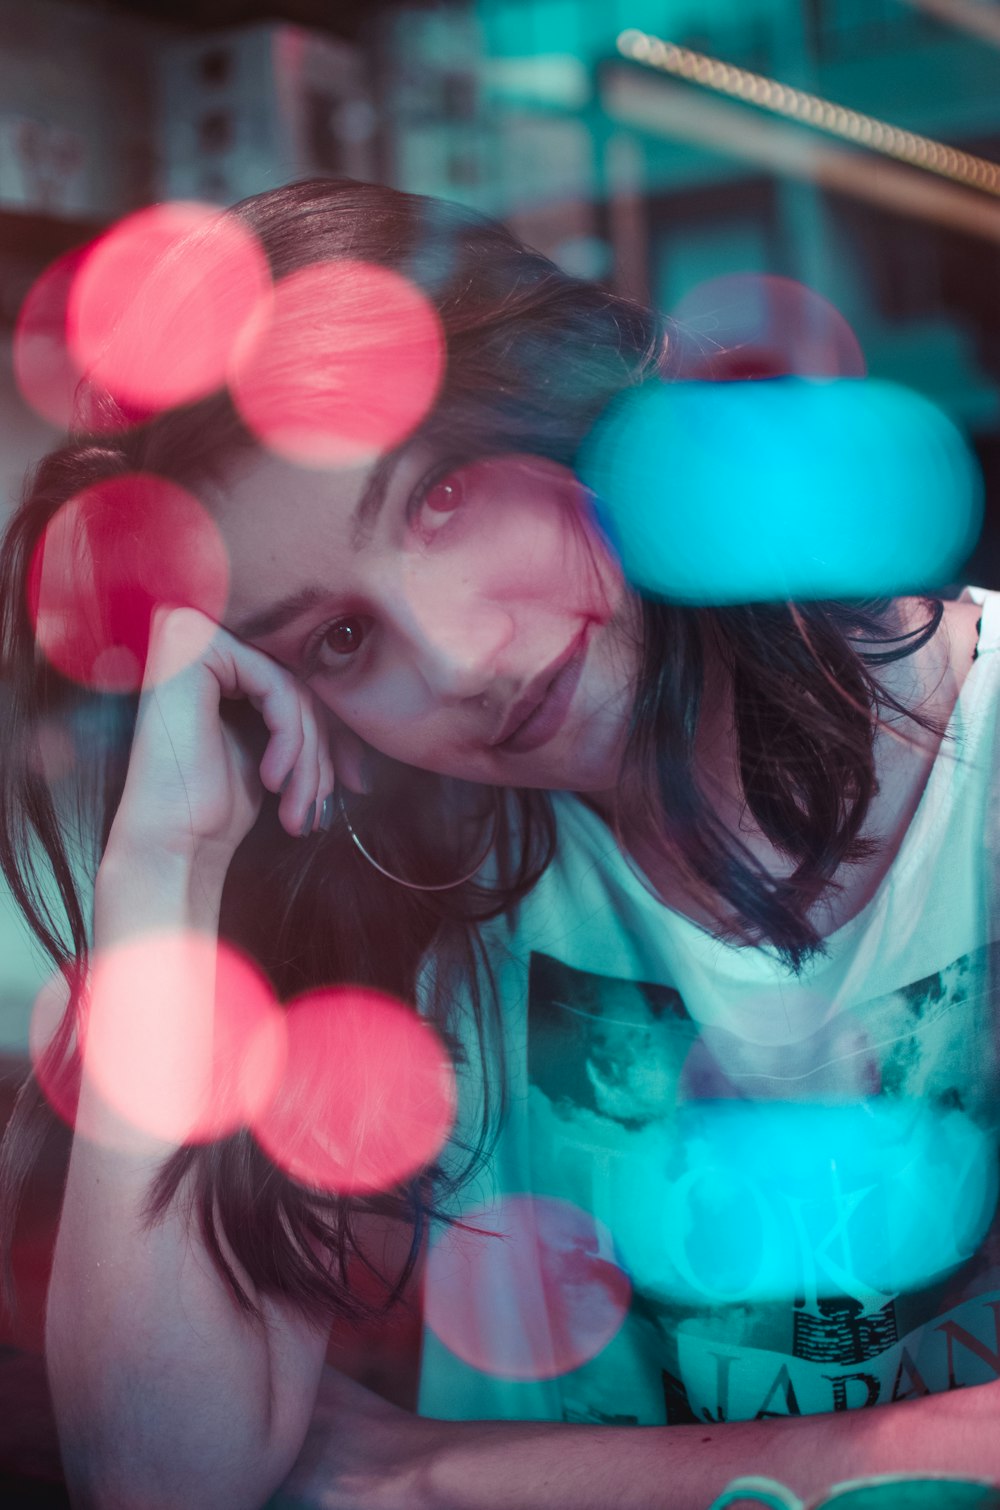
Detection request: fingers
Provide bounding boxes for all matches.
[277,696,326,838]
[233,659,335,839]
[147,607,339,842]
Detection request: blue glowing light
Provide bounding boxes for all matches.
[579,378,982,603]
[607,1099,998,1306]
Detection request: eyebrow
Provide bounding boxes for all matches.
[231,585,330,642]
[230,452,403,642]
[351,450,399,550]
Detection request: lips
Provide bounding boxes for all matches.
[492,626,590,755]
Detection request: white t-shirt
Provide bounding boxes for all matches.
[418,588,1000,1426]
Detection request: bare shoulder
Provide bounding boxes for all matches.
[884,595,982,729]
[934,593,984,675]
[807,595,981,935]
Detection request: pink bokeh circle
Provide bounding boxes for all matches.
[425,1193,632,1381]
[228,260,445,467]
[66,201,270,416]
[31,934,285,1147]
[672,273,866,381]
[80,931,283,1145]
[251,986,456,1195]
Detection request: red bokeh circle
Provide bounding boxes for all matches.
[27,472,230,692]
[425,1194,632,1381]
[229,260,445,467]
[66,201,270,416]
[251,986,456,1194]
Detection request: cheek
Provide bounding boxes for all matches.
[317,676,437,765]
[471,498,615,608]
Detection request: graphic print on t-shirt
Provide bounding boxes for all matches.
[526,947,1000,1424]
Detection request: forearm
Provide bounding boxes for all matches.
[48,848,310,1510]
[420,1383,1000,1510]
[50,1149,286,1510]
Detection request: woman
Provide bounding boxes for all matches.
[0,177,998,1509]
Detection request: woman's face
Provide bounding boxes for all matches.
[213,442,640,792]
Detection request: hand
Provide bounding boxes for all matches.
[267,1366,442,1510]
[107,605,336,876]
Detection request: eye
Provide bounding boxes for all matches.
[310,615,369,670]
[418,470,467,531]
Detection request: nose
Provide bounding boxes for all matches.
[394,575,514,702]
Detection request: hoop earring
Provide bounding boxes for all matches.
[336,783,499,892]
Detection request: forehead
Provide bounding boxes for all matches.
[212,449,373,538]
[210,450,376,632]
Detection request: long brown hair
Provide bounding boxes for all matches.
[0,178,947,1327]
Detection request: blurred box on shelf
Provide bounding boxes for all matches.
[380,5,499,212]
[157,24,377,206]
[0,115,88,218]
[392,120,498,210]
